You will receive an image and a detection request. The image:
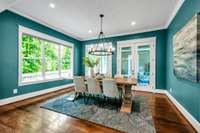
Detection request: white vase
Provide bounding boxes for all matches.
[90,68,95,77]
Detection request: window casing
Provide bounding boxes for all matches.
[85,43,112,77]
[19,26,74,86]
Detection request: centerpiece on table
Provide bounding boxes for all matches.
[83,57,100,77]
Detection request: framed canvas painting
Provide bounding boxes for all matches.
[173,13,200,82]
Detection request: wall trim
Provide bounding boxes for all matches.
[165,91,200,132]
[0,83,74,106]
[164,0,185,28]
[133,89,200,132]
[83,27,164,41]
[0,0,23,13]
[133,88,166,94]
[8,8,82,41]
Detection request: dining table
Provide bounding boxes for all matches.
[83,76,137,113]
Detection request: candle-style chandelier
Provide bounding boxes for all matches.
[88,14,114,56]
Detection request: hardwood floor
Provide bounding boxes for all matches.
[0,88,197,133]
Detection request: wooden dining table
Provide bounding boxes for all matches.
[83,76,137,113]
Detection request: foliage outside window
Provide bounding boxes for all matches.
[21,34,73,84]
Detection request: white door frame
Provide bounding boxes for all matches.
[117,37,156,89]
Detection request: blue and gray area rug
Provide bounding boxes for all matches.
[41,92,156,133]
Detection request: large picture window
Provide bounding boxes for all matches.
[19,26,73,85]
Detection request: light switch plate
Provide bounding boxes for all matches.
[169,88,172,92]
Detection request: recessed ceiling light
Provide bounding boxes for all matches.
[49,3,55,8]
[131,21,136,26]
[88,30,92,34]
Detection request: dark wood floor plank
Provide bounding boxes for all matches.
[0,88,197,133]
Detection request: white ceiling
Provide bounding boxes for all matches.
[6,0,184,40]
[0,0,20,12]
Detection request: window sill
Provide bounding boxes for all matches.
[18,77,73,86]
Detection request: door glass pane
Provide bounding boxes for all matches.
[121,47,132,76]
[137,45,150,86]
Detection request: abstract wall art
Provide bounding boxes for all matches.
[173,13,200,82]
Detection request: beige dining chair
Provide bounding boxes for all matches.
[102,79,122,110]
[87,78,102,95]
[87,78,103,104]
[73,76,87,102]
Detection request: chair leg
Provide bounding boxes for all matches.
[115,97,118,111]
[103,95,106,106]
[73,92,78,102]
[118,98,121,110]
[97,95,101,107]
[83,93,85,104]
[86,94,90,104]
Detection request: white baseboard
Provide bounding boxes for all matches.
[165,91,200,132]
[132,87,155,93]
[133,88,200,132]
[153,89,166,94]
[133,87,166,94]
[0,83,74,106]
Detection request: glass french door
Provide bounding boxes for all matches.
[117,38,155,90]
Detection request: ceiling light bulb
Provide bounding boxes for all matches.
[88,30,92,34]
[49,3,55,8]
[131,21,136,26]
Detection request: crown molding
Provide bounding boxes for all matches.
[164,0,185,28]
[0,0,23,13]
[9,8,82,41]
[82,26,165,41]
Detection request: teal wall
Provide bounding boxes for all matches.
[81,30,167,89]
[0,11,81,99]
[1,0,199,123]
[166,0,200,122]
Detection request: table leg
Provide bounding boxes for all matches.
[120,85,133,113]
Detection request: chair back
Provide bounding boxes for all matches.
[87,78,102,95]
[73,76,87,93]
[102,79,120,98]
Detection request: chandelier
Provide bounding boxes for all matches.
[88,14,114,56]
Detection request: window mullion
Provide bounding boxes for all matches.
[58,45,61,78]
[41,42,45,80]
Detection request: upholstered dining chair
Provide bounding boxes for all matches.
[87,78,103,104]
[73,76,87,102]
[102,79,122,110]
[87,78,102,95]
